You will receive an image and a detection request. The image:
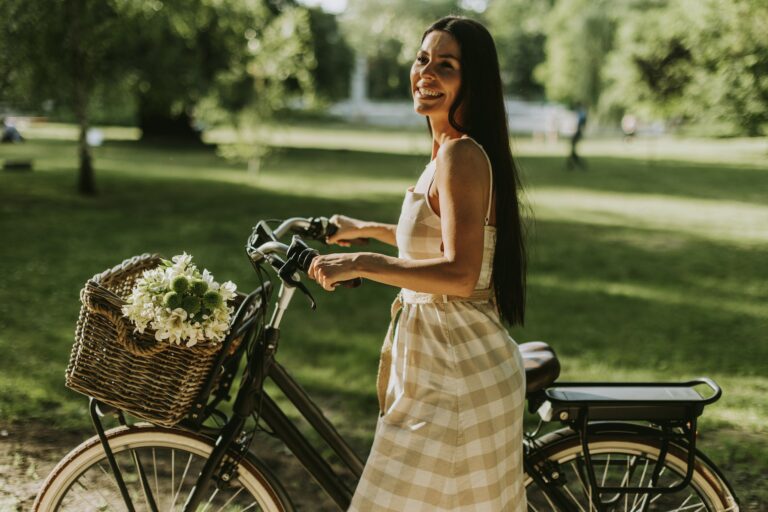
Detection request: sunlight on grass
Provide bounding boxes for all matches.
[20,122,140,142]
[531,274,768,318]
[206,124,432,156]
[515,137,768,168]
[531,187,768,245]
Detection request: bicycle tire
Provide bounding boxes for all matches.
[33,424,294,512]
[524,424,739,511]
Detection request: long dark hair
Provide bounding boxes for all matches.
[423,16,527,326]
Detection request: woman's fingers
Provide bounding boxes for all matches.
[307,253,358,292]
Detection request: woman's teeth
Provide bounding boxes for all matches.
[419,88,442,97]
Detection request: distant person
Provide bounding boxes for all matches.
[621,113,638,142]
[1,117,24,143]
[566,105,587,170]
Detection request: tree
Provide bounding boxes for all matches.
[485,0,554,99]
[535,0,616,108]
[197,4,317,172]
[602,0,768,135]
[340,0,462,100]
[306,7,354,102]
[1,0,321,192]
[1,0,132,195]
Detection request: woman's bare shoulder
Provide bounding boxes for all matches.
[435,137,489,183]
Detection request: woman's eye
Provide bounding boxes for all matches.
[416,55,427,64]
[441,62,454,69]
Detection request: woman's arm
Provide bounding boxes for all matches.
[310,139,489,296]
[326,214,398,247]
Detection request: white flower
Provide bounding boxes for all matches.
[122,254,236,347]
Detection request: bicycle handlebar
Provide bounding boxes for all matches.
[247,217,362,289]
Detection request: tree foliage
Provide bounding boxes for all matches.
[485,0,553,99]
[535,0,616,108]
[340,0,462,99]
[1,0,134,194]
[598,0,768,135]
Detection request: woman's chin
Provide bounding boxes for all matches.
[413,101,436,116]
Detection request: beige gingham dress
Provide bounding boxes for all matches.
[349,138,527,511]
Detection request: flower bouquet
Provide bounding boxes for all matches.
[121,253,237,347]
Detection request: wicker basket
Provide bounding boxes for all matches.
[66,253,236,427]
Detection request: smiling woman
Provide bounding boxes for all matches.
[308,16,528,511]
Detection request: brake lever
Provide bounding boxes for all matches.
[277,259,317,310]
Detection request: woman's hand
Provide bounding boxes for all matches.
[307,252,361,291]
[326,214,365,247]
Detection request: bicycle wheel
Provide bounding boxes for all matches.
[34,424,293,512]
[524,426,738,511]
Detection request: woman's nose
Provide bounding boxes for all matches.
[420,62,437,79]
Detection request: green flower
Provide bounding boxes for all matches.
[163,291,182,309]
[182,295,201,315]
[171,276,189,294]
[202,290,223,309]
[189,278,208,296]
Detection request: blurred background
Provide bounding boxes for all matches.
[1,0,766,509]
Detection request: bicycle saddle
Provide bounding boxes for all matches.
[519,341,560,396]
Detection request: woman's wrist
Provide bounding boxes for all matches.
[358,221,394,240]
[352,252,383,279]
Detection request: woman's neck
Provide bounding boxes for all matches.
[429,116,465,160]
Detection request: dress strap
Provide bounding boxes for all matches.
[462,136,494,226]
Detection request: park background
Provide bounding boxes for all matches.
[1,0,766,509]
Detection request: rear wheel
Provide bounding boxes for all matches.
[33,424,293,512]
[524,427,738,511]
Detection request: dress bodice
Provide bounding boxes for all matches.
[396,138,496,292]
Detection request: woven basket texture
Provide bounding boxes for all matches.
[66,253,234,427]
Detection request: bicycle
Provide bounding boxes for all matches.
[34,216,740,511]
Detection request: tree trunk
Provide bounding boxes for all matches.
[76,120,95,195]
[69,0,96,196]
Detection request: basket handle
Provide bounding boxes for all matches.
[81,280,166,356]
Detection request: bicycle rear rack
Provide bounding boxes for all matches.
[532,378,722,510]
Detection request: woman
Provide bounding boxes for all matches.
[308,16,527,511]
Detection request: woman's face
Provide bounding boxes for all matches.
[410,30,462,119]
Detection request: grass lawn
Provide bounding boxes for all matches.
[1,124,767,506]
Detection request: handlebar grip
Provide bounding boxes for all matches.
[334,277,362,288]
[287,235,363,289]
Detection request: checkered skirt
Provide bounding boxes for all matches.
[349,155,527,511]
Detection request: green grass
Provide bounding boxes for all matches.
[1,126,767,505]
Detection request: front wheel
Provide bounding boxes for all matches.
[33,424,293,512]
[524,425,738,511]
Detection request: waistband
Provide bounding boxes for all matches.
[400,287,494,304]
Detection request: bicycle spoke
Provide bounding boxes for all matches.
[630,458,650,510]
[214,486,244,512]
[601,454,610,487]
[563,484,587,512]
[170,449,175,512]
[569,461,595,512]
[169,453,194,512]
[200,487,220,512]
[153,448,161,511]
